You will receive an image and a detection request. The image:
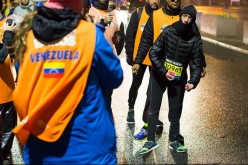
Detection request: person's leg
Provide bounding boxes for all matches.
[142,72,151,123]
[143,67,164,127]
[134,69,164,140]
[146,72,166,142]
[0,102,17,160]
[139,72,166,154]
[0,104,3,163]
[167,83,187,152]
[134,74,151,140]
[127,64,147,123]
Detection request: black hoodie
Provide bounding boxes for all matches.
[32,7,81,43]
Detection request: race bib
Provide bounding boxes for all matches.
[164,58,183,80]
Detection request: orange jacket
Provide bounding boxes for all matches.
[13,20,96,145]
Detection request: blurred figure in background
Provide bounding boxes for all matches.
[32,0,45,10]
[2,0,14,17]
[12,0,123,164]
[89,0,123,53]
[109,0,124,55]
[13,0,34,16]
[88,0,124,107]
[0,1,18,161]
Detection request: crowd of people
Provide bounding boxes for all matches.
[0,0,206,164]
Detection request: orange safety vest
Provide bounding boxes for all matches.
[12,20,96,145]
[0,17,15,104]
[133,7,150,65]
[153,8,179,41]
[143,8,180,66]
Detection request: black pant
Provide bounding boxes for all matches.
[147,71,186,142]
[142,75,151,123]
[128,64,150,110]
[0,101,17,162]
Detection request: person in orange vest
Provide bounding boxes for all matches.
[13,0,35,17]
[139,4,202,154]
[12,0,123,164]
[133,0,206,141]
[88,0,124,108]
[0,3,17,162]
[1,0,14,18]
[125,0,160,125]
[89,0,117,46]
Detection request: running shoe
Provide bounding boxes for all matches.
[139,141,159,155]
[169,141,187,153]
[134,127,147,140]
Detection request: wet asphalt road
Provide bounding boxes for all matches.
[112,42,248,164]
[6,42,248,164]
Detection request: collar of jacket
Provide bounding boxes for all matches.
[162,6,181,16]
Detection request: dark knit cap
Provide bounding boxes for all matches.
[179,4,197,21]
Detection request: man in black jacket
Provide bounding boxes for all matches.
[139,4,202,154]
[125,0,160,125]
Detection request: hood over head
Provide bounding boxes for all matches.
[32,6,81,43]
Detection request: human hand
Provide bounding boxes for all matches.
[185,83,194,92]
[112,32,121,44]
[201,67,207,78]
[3,20,17,32]
[165,72,174,81]
[104,12,114,25]
[132,64,140,74]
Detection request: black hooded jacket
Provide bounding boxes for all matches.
[32,7,81,43]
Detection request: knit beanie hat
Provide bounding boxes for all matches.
[45,0,83,13]
[91,0,109,10]
[179,4,197,22]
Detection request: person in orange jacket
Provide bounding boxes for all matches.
[0,6,17,162]
[12,0,123,164]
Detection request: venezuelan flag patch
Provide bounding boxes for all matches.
[43,62,65,78]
